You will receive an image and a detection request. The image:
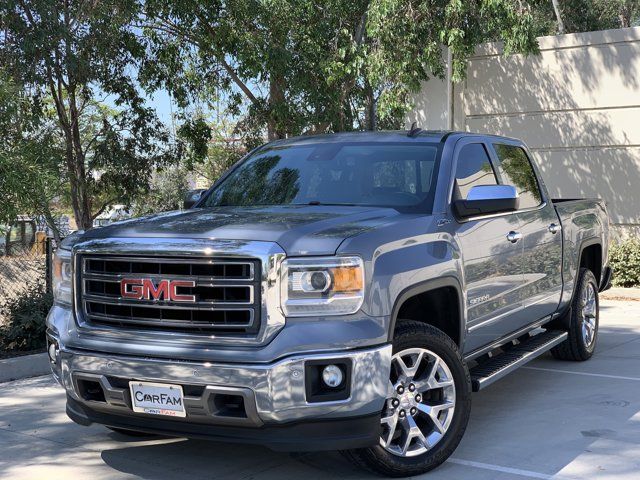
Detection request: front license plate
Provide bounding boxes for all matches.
[129,381,186,417]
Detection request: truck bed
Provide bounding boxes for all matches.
[552,197,609,309]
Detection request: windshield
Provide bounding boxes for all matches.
[202,142,441,211]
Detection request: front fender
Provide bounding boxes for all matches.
[337,215,465,345]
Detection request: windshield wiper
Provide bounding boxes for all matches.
[306,201,357,206]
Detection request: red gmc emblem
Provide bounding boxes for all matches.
[120,278,196,302]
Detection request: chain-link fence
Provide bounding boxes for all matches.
[0,235,55,326]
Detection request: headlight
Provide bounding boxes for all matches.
[281,256,364,316]
[52,248,73,305]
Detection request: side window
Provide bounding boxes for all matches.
[493,144,542,209]
[8,224,20,242]
[454,143,498,199]
[24,222,35,243]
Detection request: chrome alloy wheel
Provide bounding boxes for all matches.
[582,282,597,347]
[380,348,456,457]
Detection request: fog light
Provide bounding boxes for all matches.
[322,364,344,388]
[48,342,58,363]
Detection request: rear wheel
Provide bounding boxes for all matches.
[344,321,471,477]
[551,268,599,361]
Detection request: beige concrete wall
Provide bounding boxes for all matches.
[408,27,640,232]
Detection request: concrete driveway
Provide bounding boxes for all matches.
[1,300,639,480]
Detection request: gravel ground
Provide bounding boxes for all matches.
[0,255,46,325]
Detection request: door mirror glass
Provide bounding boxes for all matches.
[453,185,519,218]
[184,189,206,209]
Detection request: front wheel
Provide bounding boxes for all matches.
[344,321,471,477]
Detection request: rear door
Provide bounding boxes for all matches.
[452,138,525,352]
[490,143,563,324]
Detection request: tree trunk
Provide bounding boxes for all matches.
[67,90,93,230]
[364,81,376,131]
[619,13,631,28]
[267,75,286,141]
[551,0,565,34]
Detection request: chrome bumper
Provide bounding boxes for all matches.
[51,342,392,425]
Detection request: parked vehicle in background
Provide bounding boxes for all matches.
[93,205,132,228]
[35,215,72,239]
[0,216,37,256]
[47,130,611,477]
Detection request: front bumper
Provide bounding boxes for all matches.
[66,396,381,451]
[48,338,391,450]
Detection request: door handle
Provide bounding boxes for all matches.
[506,231,522,243]
[548,223,561,234]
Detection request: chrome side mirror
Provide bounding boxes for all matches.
[453,185,519,218]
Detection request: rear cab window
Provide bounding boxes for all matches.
[492,144,543,210]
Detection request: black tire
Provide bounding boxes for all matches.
[106,426,159,437]
[343,321,471,477]
[551,268,599,361]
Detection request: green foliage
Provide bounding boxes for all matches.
[195,120,253,184]
[0,283,52,352]
[0,1,194,230]
[132,166,190,217]
[367,0,541,124]
[609,239,640,288]
[0,73,67,240]
[536,0,640,34]
[178,117,213,168]
[141,0,543,139]
[594,0,640,28]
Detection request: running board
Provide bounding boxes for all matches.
[470,330,568,392]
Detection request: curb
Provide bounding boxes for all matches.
[0,352,51,383]
[601,287,640,302]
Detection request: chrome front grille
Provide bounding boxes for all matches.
[79,255,261,334]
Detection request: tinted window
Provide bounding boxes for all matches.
[493,144,542,209]
[24,222,34,242]
[203,143,440,210]
[8,224,20,242]
[454,143,498,199]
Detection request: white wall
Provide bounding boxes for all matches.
[409,27,640,234]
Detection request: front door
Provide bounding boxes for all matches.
[451,139,525,352]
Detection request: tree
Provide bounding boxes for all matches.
[131,165,190,217]
[366,0,541,124]
[598,0,640,28]
[192,119,255,185]
[0,0,191,230]
[536,0,640,34]
[0,72,67,243]
[141,1,370,139]
[551,0,565,33]
[141,0,542,142]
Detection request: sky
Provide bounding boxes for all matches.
[143,89,175,130]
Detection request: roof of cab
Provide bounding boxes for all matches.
[268,130,519,146]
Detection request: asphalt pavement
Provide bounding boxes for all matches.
[1,300,639,479]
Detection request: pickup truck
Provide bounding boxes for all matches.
[46,130,612,477]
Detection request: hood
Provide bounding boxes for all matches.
[78,205,404,256]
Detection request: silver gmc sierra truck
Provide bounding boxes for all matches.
[47,129,612,477]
